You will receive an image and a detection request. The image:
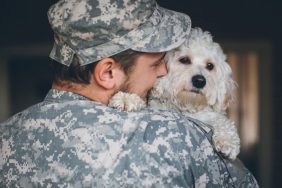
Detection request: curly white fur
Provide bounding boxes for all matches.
[109,92,146,112]
[109,28,240,160]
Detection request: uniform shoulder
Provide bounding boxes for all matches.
[139,108,213,150]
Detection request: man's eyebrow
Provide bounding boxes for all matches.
[153,53,166,64]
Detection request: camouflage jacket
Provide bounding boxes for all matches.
[0,89,258,187]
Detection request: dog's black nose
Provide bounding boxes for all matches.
[192,75,206,89]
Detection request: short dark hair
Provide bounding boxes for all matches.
[51,49,143,86]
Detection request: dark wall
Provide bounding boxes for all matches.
[0,0,56,45]
[1,0,281,187]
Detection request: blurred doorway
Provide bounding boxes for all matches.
[223,41,272,188]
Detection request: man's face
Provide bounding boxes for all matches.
[120,52,167,100]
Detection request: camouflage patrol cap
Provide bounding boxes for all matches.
[48,0,191,66]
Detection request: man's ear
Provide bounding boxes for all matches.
[93,58,121,89]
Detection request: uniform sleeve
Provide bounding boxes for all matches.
[224,159,259,187]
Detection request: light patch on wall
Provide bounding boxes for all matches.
[228,51,259,151]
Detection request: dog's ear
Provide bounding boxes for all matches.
[213,71,237,112]
[209,51,237,112]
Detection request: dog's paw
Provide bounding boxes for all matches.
[213,132,240,160]
[109,92,146,112]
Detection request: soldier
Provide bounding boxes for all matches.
[0,0,258,187]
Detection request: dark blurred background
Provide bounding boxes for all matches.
[0,0,281,187]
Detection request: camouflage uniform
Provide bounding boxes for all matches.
[0,90,258,187]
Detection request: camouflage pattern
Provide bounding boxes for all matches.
[0,90,259,187]
[47,0,191,66]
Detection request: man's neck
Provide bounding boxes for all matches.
[52,82,111,105]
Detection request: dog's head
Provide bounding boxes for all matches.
[151,28,236,113]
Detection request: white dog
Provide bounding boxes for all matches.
[109,28,240,160]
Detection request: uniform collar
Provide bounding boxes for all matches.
[44,89,91,102]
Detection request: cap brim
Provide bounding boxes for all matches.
[131,6,191,53]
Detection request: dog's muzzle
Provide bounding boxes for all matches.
[192,74,206,89]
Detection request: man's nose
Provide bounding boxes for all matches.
[158,61,168,77]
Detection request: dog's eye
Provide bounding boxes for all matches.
[206,62,214,71]
[178,56,191,64]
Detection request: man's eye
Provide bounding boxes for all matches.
[178,56,191,64]
[152,60,164,67]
